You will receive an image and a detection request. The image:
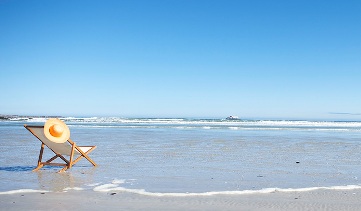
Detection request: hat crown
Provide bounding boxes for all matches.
[49,124,64,137]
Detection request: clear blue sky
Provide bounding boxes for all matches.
[1,0,360,120]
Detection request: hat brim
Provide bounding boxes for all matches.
[44,118,70,143]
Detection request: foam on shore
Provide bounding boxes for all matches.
[0,189,49,195]
[91,180,361,197]
[2,178,361,196]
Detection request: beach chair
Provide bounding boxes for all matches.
[24,124,97,173]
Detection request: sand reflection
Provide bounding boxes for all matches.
[36,167,97,192]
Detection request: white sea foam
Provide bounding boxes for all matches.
[1,183,360,196]
[92,181,361,197]
[92,179,127,191]
[0,189,49,195]
[63,187,84,191]
[2,185,360,196]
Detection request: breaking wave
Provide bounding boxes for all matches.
[2,116,361,131]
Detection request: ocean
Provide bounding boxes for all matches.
[1,117,361,195]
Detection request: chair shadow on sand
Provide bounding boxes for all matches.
[0,165,63,172]
[0,166,36,172]
[0,165,98,192]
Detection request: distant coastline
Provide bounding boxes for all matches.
[0,115,62,120]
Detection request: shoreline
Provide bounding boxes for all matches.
[1,189,361,211]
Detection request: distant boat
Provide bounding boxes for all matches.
[226,116,239,120]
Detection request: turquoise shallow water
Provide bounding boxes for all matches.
[1,118,361,194]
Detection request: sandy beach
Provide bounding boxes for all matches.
[1,189,361,211]
[2,118,361,210]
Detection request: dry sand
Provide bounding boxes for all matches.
[1,189,361,211]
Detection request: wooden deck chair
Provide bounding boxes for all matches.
[24,125,97,173]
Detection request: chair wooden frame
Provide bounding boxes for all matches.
[24,125,97,173]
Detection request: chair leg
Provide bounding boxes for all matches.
[45,154,61,163]
[68,143,76,170]
[33,143,45,171]
[58,166,69,173]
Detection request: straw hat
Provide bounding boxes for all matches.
[44,118,70,143]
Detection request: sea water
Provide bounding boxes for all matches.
[1,117,361,195]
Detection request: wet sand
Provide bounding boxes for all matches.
[1,189,361,211]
